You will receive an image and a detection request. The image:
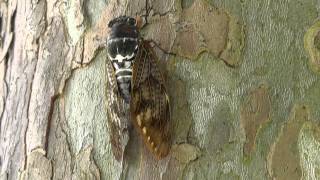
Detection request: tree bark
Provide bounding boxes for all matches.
[1,0,320,179]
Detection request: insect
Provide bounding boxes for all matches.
[105,16,171,161]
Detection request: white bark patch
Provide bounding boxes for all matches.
[71,146,100,180]
[19,148,52,180]
[60,0,86,45]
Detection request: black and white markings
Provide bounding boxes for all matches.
[107,17,139,103]
[106,15,171,160]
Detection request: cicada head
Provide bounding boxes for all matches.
[107,16,140,61]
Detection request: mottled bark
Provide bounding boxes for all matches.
[1,0,320,180]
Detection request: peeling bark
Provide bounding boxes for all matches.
[1,0,320,180]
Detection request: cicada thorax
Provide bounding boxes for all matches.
[107,16,139,103]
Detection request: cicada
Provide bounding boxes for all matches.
[105,16,171,161]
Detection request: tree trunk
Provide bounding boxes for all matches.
[1,0,320,179]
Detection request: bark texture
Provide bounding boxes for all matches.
[1,0,320,179]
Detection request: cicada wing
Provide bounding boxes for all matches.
[105,57,130,162]
[131,41,171,159]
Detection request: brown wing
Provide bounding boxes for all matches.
[105,55,130,162]
[131,41,171,159]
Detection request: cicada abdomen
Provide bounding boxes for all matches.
[106,16,171,160]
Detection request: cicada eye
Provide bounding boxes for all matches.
[127,18,136,26]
